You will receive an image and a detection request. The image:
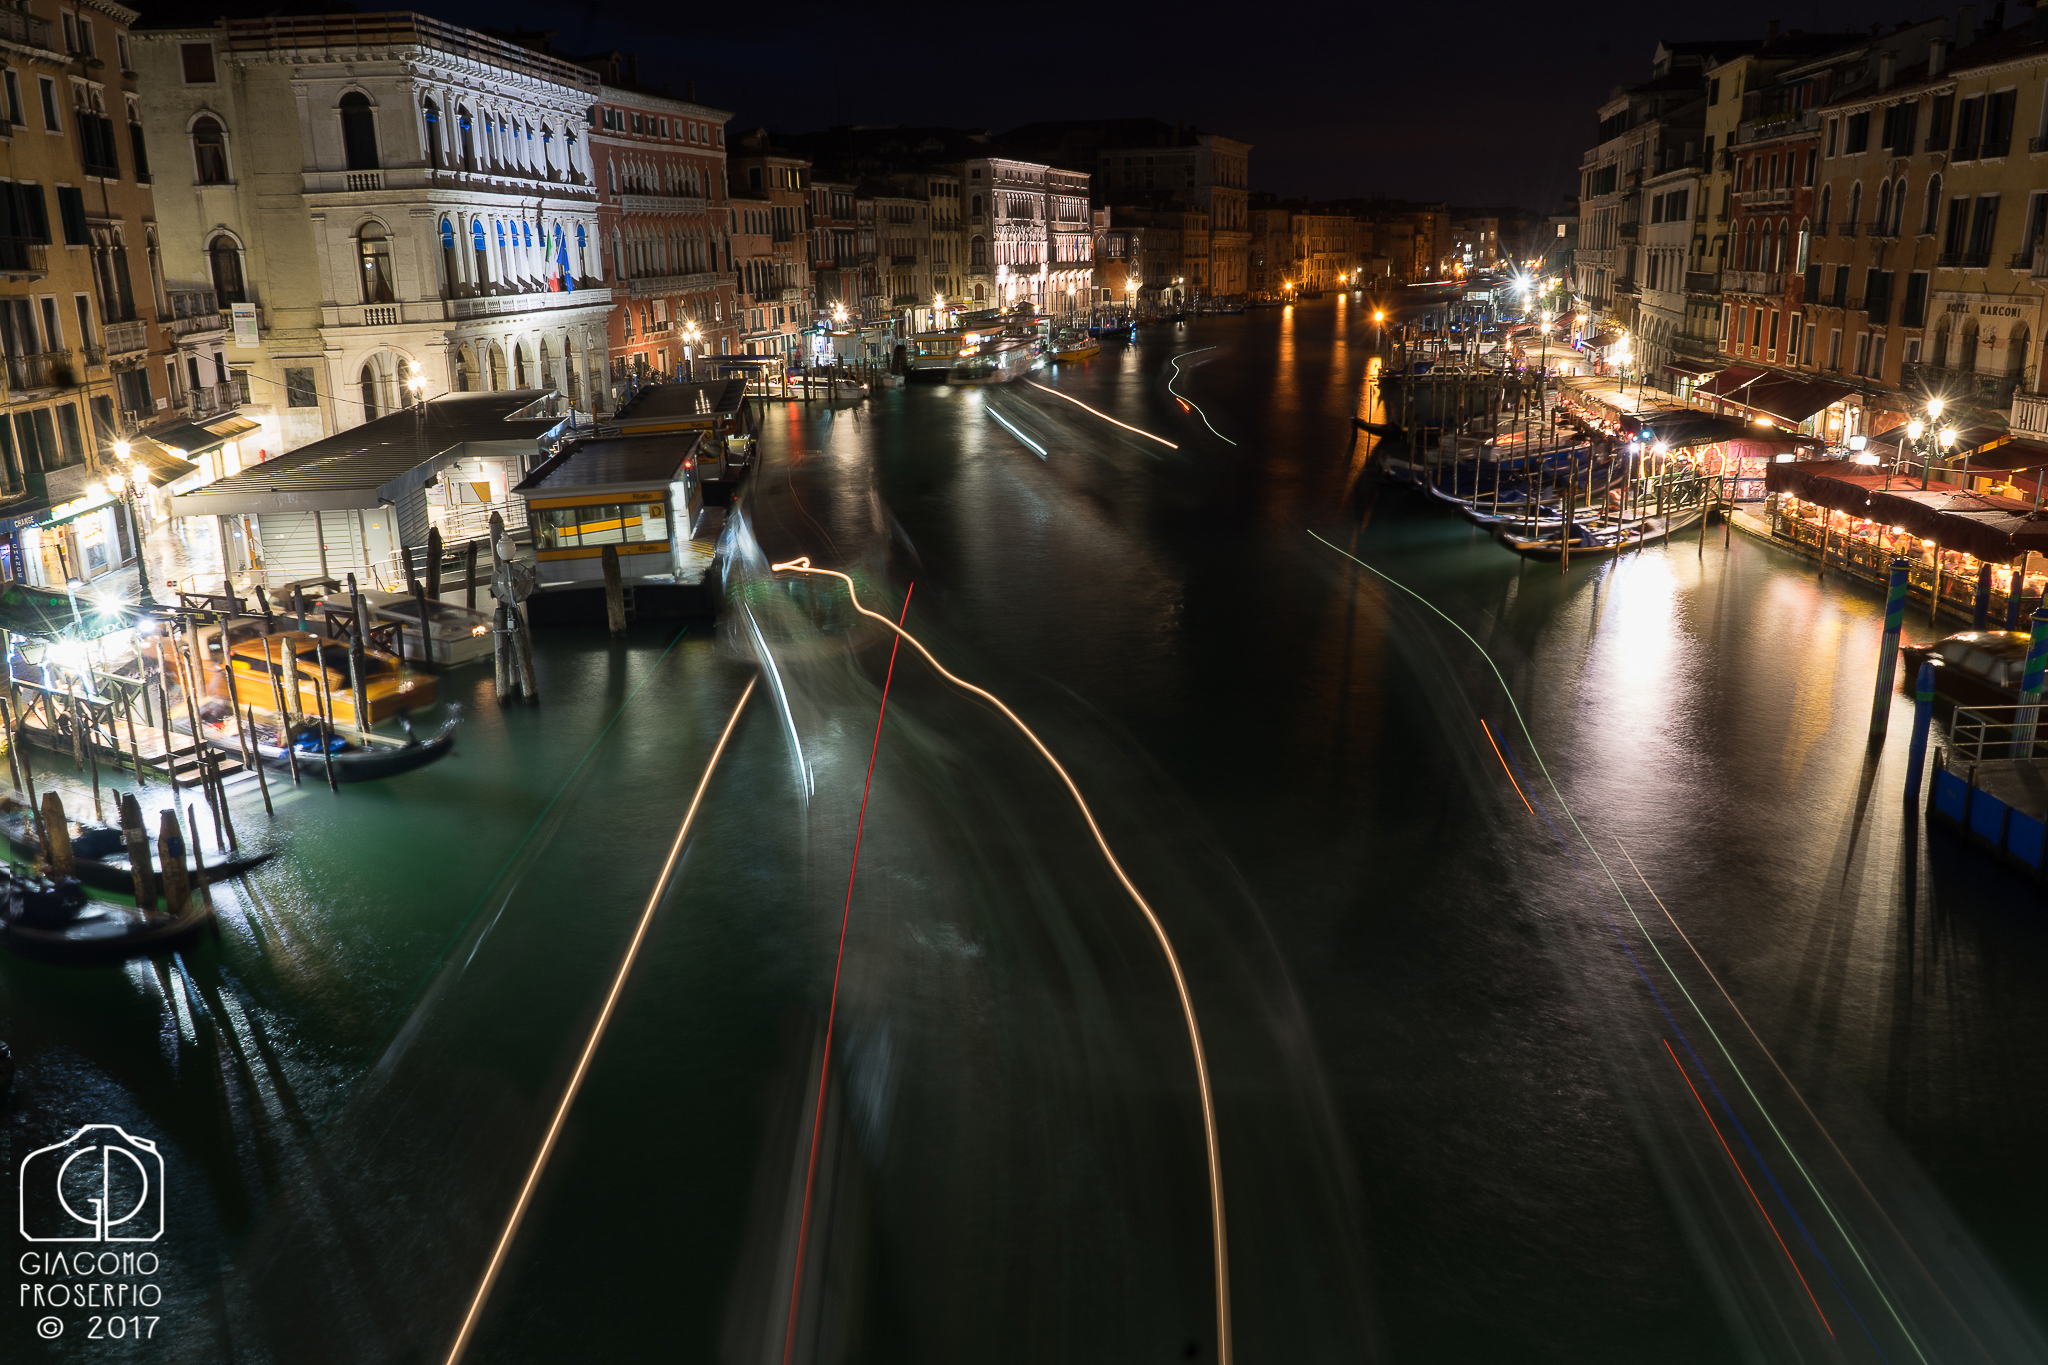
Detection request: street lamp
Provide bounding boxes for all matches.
[107,439,154,608]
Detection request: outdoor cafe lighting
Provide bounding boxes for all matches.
[1906,420,1925,440]
[1927,396,1946,418]
[1939,427,1958,448]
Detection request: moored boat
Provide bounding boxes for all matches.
[1899,631,2032,707]
[1496,507,1706,560]
[1048,330,1100,363]
[198,707,461,783]
[0,809,270,899]
[0,864,215,964]
[947,339,1036,385]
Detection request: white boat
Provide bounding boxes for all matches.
[947,339,1036,385]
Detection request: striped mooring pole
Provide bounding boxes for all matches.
[1905,661,1935,808]
[2011,608,2048,759]
[1870,558,1911,743]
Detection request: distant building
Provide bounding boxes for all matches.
[727,129,811,360]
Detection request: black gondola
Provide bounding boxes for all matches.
[200,707,461,784]
[0,863,216,964]
[0,812,272,897]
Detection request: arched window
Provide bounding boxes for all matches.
[487,344,504,390]
[574,224,588,284]
[970,235,987,270]
[457,105,476,171]
[1818,184,1832,228]
[1846,182,1862,231]
[1922,174,1943,235]
[1960,318,1980,372]
[456,343,478,392]
[358,222,394,304]
[1890,179,1908,236]
[422,98,442,170]
[471,217,489,290]
[1933,319,1952,367]
[494,220,509,285]
[540,125,554,178]
[192,116,229,183]
[341,92,378,171]
[513,344,528,387]
[538,338,553,390]
[1875,180,1892,234]
[2008,323,2031,380]
[439,215,460,296]
[208,234,244,304]
[360,362,380,420]
[1774,222,1789,272]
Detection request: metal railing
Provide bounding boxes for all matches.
[103,318,147,355]
[2012,390,2048,439]
[1950,704,2048,763]
[3,349,71,391]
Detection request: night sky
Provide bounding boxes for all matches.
[421,0,1985,211]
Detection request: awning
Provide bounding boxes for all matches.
[140,419,231,458]
[1735,375,1853,424]
[1766,459,2048,562]
[1635,409,1824,450]
[1583,328,1623,349]
[1664,359,1720,377]
[123,439,201,487]
[1958,438,2048,472]
[1697,363,1767,398]
[203,415,261,438]
[1868,424,2008,466]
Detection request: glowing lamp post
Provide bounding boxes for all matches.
[108,440,155,608]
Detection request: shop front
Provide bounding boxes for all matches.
[1765,460,2048,624]
[21,486,131,588]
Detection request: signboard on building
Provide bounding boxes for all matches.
[231,304,259,348]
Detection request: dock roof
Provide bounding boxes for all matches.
[610,378,746,429]
[173,392,564,517]
[515,433,702,497]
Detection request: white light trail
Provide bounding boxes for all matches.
[444,677,757,1365]
[1167,347,1236,446]
[1023,379,1179,449]
[769,556,1231,1365]
[987,406,1048,459]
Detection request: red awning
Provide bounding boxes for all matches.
[1766,459,2048,561]
[1966,438,2048,472]
[1735,374,1854,424]
[1697,363,1766,397]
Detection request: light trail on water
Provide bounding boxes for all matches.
[1167,347,1236,446]
[1310,529,1934,1362]
[782,586,913,1365]
[987,406,1048,458]
[443,677,758,1365]
[1023,379,1179,449]
[769,555,1233,1365]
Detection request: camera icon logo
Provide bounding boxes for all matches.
[18,1125,165,1243]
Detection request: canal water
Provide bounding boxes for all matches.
[9,297,2048,1362]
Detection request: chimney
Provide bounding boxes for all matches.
[1878,49,1896,86]
[1958,3,1978,46]
[1930,34,1948,72]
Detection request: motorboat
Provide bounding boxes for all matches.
[342,590,494,668]
[947,339,1036,385]
[199,626,436,726]
[1048,330,1101,363]
[1900,631,2034,707]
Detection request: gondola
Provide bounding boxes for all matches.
[1497,508,1706,561]
[200,707,461,784]
[0,810,272,898]
[0,864,215,964]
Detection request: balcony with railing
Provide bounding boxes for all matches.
[2013,391,2048,440]
[1740,186,1796,209]
[1684,270,1720,295]
[1722,270,1785,296]
[620,194,711,217]
[186,383,232,419]
[1737,107,1822,143]
[1838,222,1860,238]
[1903,361,2024,405]
[0,8,53,50]
[3,350,73,392]
[102,319,148,356]
[0,239,47,281]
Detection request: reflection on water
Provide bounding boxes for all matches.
[10,301,2048,1362]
